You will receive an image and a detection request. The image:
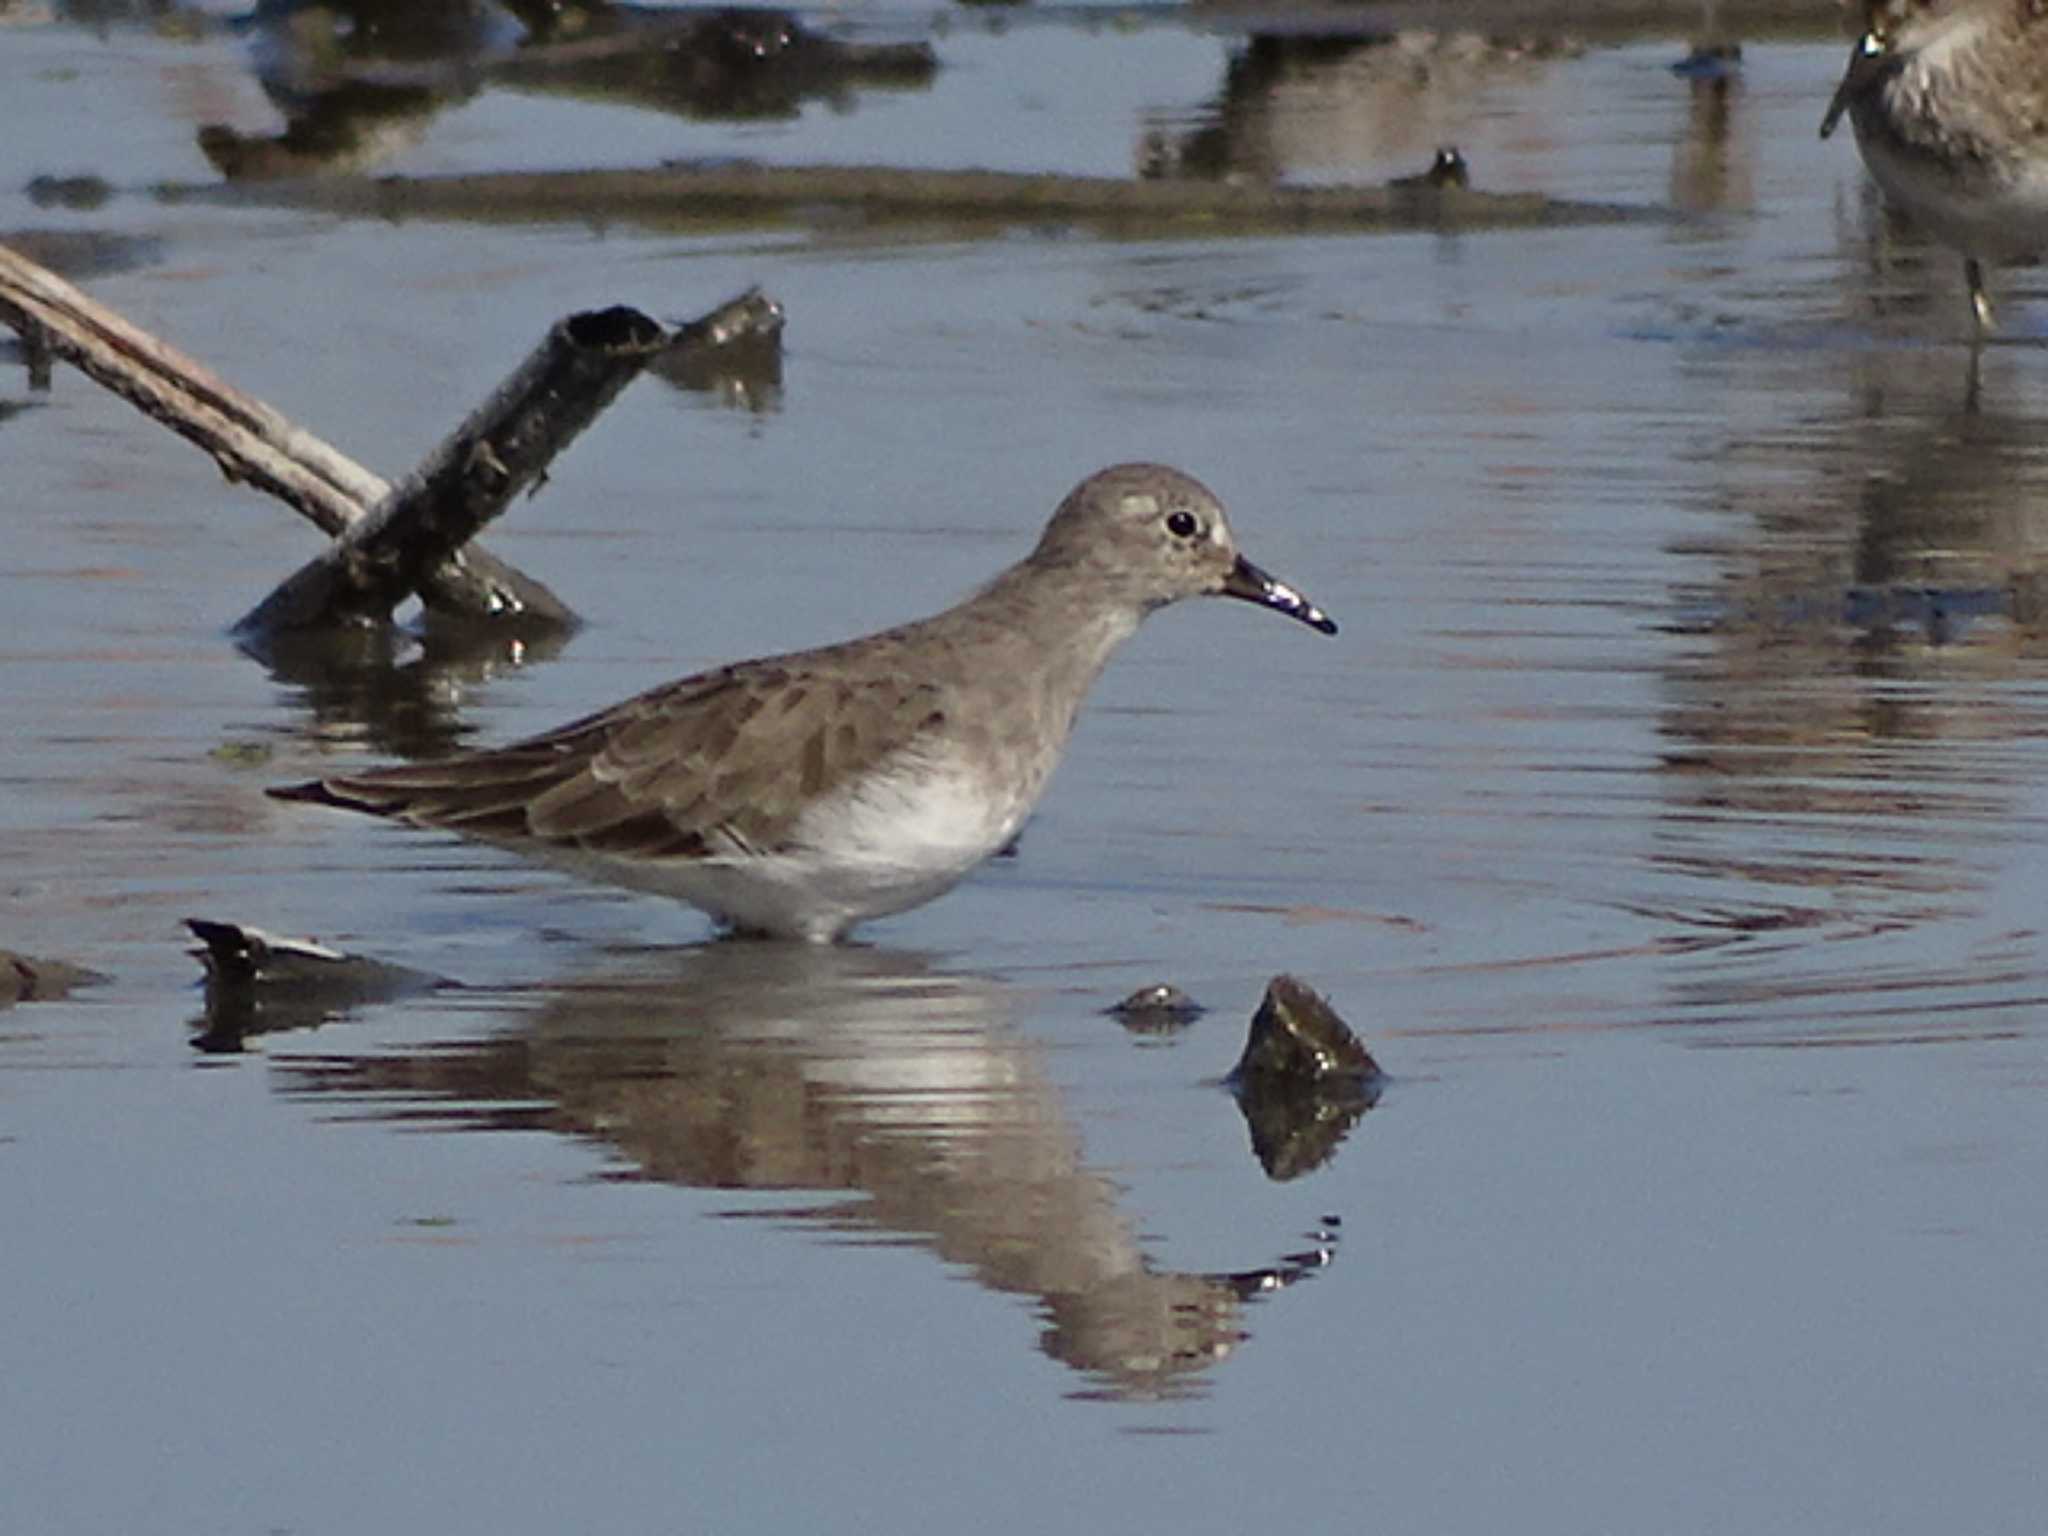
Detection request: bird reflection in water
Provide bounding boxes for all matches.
[269,943,1344,1401]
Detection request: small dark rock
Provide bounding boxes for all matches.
[1107,982,1205,1034]
[1228,975,1379,1087]
[1225,977,1381,1180]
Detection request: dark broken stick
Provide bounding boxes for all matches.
[235,304,669,638]
[240,288,780,635]
[0,239,568,624]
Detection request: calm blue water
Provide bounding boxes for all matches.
[4,10,2046,1534]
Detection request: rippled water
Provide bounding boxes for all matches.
[5,8,2047,1534]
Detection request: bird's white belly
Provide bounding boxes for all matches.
[1858,125,2048,260]
[551,755,1032,941]
[1854,32,2048,264]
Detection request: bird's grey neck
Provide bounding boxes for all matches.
[963,558,1146,692]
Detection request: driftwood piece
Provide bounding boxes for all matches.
[652,286,785,409]
[185,918,451,1050]
[0,239,568,625]
[667,287,784,357]
[155,160,1661,238]
[235,304,667,637]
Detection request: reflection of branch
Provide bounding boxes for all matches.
[195,8,940,179]
[491,6,938,122]
[198,82,445,182]
[268,944,1341,1400]
[255,621,574,762]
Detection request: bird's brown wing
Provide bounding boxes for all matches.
[272,660,952,860]
[1829,4,2048,145]
[1983,3,2048,142]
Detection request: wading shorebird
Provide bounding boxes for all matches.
[272,464,1337,941]
[1822,0,2048,333]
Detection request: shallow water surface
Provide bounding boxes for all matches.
[4,7,2048,1534]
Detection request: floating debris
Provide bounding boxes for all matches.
[1,948,103,1007]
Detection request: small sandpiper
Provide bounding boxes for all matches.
[1821,0,2048,333]
[271,464,1337,942]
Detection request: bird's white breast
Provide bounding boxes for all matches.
[1857,17,2048,259]
[553,748,1035,941]
[789,747,1031,888]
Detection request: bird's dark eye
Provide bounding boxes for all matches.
[1166,510,1200,539]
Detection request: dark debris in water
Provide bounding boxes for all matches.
[24,176,114,211]
[185,918,451,1052]
[1,948,104,1007]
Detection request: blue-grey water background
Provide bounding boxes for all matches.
[5,5,2047,1533]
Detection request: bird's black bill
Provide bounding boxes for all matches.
[1819,33,1885,140]
[1222,554,1337,635]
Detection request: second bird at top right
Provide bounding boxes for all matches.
[1821,0,2048,335]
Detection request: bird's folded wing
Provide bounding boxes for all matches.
[1990,6,2048,119]
[297,662,951,860]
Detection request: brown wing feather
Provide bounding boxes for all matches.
[1983,2,2048,140]
[272,659,951,861]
